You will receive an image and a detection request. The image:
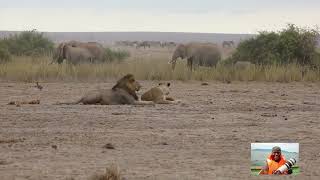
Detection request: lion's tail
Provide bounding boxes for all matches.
[54,99,82,105]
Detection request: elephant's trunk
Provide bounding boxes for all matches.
[171,60,177,70]
[49,56,57,65]
[168,58,177,70]
[173,61,177,70]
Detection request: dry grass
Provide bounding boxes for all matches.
[90,164,122,180]
[0,56,319,82]
[65,165,123,180]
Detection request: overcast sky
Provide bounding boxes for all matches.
[1,0,319,33]
[251,143,299,153]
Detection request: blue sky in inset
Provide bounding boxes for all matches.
[251,143,299,153]
[1,0,319,33]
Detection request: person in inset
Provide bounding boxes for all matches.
[259,146,292,175]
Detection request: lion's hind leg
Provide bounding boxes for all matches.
[155,97,180,104]
[155,100,173,104]
[165,97,175,101]
[54,98,82,105]
[133,100,155,105]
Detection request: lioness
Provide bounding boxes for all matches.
[56,74,153,105]
[141,82,180,104]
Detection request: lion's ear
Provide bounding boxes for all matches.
[167,82,171,87]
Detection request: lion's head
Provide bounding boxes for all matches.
[112,74,141,100]
[158,82,171,95]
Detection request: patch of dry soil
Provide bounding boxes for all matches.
[0,81,319,179]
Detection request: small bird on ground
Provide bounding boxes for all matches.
[35,82,43,91]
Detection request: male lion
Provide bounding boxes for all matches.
[56,74,153,105]
[141,82,180,104]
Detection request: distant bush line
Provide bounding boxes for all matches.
[227,24,320,68]
[0,30,54,62]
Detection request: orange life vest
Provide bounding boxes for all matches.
[266,154,286,174]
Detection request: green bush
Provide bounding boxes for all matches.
[231,24,320,67]
[312,52,320,68]
[104,48,130,62]
[0,41,11,63]
[1,30,54,57]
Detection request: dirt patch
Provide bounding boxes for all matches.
[0,81,319,179]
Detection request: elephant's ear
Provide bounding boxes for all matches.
[177,44,185,51]
[172,44,184,60]
[57,43,66,63]
[179,44,188,58]
[62,43,68,58]
[56,43,63,59]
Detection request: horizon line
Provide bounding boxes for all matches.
[0,30,256,35]
[252,148,298,152]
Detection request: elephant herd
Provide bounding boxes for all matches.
[52,40,246,70]
[115,40,176,49]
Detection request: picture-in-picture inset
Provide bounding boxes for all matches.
[251,143,299,175]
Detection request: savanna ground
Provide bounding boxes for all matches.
[0,46,320,180]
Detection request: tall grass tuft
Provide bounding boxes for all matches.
[90,164,122,180]
[104,48,130,63]
[0,56,319,82]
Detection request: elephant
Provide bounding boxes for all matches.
[148,41,162,47]
[53,41,105,64]
[116,41,135,47]
[136,41,151,49]
[161,41,176,48]
[54,43,94,65]
[222,41,235,48]
[234,61,253,70]
[169,42,222,70]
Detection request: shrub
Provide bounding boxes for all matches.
[231,24,320,67]
[0,42,11,63]
[1,30,54,57]
[104,48,130,63]
[90,165,122,180]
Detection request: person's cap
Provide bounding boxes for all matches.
[272,146,281,152]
